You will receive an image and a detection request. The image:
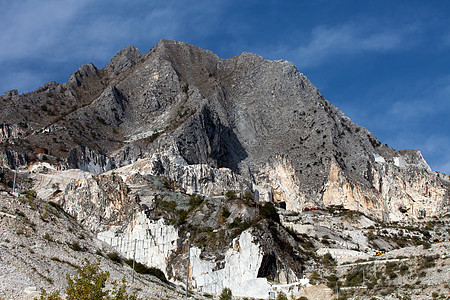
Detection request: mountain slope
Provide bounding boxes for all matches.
[0,190,185,299]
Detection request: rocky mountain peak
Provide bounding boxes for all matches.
[68,62,98,87]
[105,45,141,76]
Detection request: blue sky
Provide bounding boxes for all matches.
[0,0,449,173]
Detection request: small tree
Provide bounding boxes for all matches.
[109,278,138,300]
[65,258,109,300]
[219,287,232,300]
[189,194,203,209]
[36,289,61,300]
[26,190,37,200]
[225,190,236,200]
[36,259,137,300]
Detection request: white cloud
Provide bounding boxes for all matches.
[388,99,438,120]
[0,0,228,67]
[0,0,89,62]
[268,22,418,68]
[439,161,450,175]
[386,76,450,120]
[0,1,190,92]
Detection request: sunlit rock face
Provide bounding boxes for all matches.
[55,166,303,298]
[61,172,137,232]
[97,213,178,277]
[189,230,272,298]
[0,123,25,142]
[322,154,448,221]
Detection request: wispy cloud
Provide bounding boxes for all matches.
[387,76,450,120]
[0,0,232,93]
[0,0,89,62]
[0,1,186,92]
[442,32,450,47]
[382,132,450,174]
[267,22,419,68]
[344,74,450,173]
[0,0,448,174]
[0,69,48,94]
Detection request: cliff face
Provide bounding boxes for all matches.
[33,167,304,298]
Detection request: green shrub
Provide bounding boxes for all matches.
[244,191,253,201]
[36,288,61,300]
[219,287,232,300]
[124,259,167,282]
[189,194,203,209]
[225,190,236,199]
[322,253,336,266]
[259,202,280,223]
[15,209,25,217]
[228,217,252,232]
[423,242,431,249]
[43,233,53,242]
[68,241,83,252]
[40,210,49,221]
[399,264,409,275]
[182,84,189,94]
[26,190,37,200]
[221,207,231,218]
[276,291,288,300]
[107,252,122,264]
[146,131,161,143]
[345,269,364,286]
[175,209,189,225]
[160,200,176,211]
[309,271,321,284]
[48,201,63,210]
[285,226,300,240]
[420,255,439,269]
[37,259,137,300]
[96,116,106,125]
[326,274,339,289]
[297,234,314,250]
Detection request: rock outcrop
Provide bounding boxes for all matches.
[0,124,26,143]
[43,167,305,298]
[67,146,115,175]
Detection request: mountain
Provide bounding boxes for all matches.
[1,39,449,299]
[1,39,448,222]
